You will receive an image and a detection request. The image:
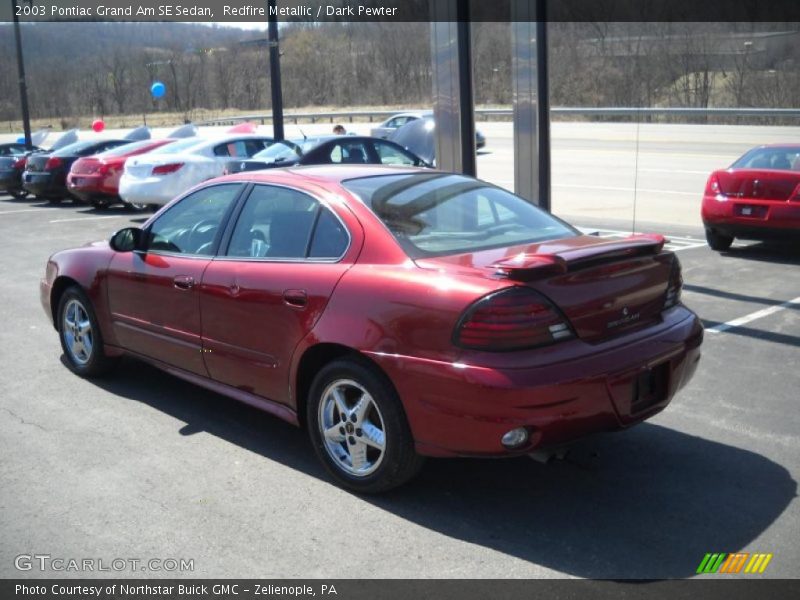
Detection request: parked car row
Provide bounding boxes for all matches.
[1,116,441,212]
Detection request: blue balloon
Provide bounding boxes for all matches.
[16,136,25,144]
[150,81,166,99]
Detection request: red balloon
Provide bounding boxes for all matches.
[92,119,105,133]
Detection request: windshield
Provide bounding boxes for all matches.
[52,140,109,157]
[343,173,577,258]
[95,139,166,158]
[252,140,303,163]
[731,147,800,170]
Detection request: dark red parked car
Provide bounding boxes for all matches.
[40,166,703,492]
[702,144,800,250]
[67,138,176,209]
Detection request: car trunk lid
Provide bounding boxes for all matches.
[25,154,51,173]
[715,169,800,201]
[416,234,674,343]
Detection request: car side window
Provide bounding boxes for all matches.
[213,141,248,157]
[243,139,270,156]
[145,184,241,256]
[329,142,369,164]
[373,141,418,166]
[309,208,349,258]
[226,185,318,259]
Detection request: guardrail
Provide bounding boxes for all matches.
[196,106,800,126]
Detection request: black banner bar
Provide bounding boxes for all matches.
[3,580,800,600]
[2,0,800,23]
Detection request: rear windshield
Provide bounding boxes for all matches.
[732,147,800,170]
[252,140,303,164]
[343,173,577,258]
[95,139,167,158]
[147,138,204,155]
[52,140,105,156]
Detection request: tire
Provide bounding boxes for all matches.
[90,199,109,210]
[8,189,28,200]
[705,228,734,251]
[46,196,62,204]
[307,357,424,493]
[57,286,117,377]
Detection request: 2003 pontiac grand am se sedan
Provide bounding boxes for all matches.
[40,165,703,493]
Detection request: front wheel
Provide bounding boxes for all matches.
[8,188,28,200]
[705,227,733,251]
[307,358,424,493]
[57,287,117,377]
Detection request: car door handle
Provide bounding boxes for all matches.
[173,275,195,290]
[283,289,307,308]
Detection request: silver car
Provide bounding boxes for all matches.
[370,111,433,139]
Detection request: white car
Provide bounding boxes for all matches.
[119,134,274,207]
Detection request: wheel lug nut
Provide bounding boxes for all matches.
[350,414,358,423]
[355,428,362,437]
[339,427,345,435]
[348,436,356,445]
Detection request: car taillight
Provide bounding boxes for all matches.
[97,163,112,176]
[12,157,26,170]
[454,287,573,351]
[664,256,683,310]
[152,163,184,175]
[45,157,63,170]
[704,174,722,196]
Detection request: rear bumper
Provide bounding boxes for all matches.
[702,194,800,240]
[67,174,119,204]
[119,178,176,207]
[22,171,67,198]
[367,306,703,457]
[0,169,22,191]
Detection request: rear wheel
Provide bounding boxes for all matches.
[90,199,109,210]
[307,358,424,493]
[46,196,62,205]
[57,287,117,377]
[705,228,733,251]
[8,189,28,200]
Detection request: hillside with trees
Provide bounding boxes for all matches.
[0,21,798,127]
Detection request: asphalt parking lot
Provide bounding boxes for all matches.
[0,178,798,578]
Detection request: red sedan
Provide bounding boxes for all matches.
[67,138,176,209]
[702,144,800,250]
[40,166,703,492]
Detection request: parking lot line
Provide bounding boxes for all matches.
[0,208,61,215]
[705,296,800,334]
[576,227,707,252]
[555,183,698,196]
[48,215,128,223]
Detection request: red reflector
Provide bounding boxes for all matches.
[45,157,63,170]
[664,256,683,309]
[12,157,26,170]
[454,287,572,351]
[152,163,184,175]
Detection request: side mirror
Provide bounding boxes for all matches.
[109,227,143,252]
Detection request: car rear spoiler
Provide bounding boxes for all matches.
[491,234,666,280]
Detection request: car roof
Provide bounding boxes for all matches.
[389,111,433,119]
[217,164,430,186]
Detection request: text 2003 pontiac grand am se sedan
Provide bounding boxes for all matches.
[41,166,703,492]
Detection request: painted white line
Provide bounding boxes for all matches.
[555,183,698,196]
[0,208,60,215]
[576,227,707,252]
[49,215,124,223]
[705,296,800,334]
[638,168,711,175]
